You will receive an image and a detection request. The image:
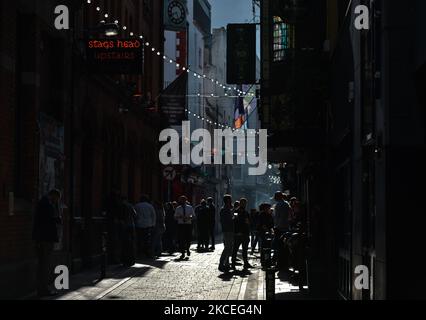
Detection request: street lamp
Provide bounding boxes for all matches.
[98,22,119,37]
[103,23,119,37]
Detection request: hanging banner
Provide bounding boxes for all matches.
[164,0,188,32]
[227,23,257,84]
[160,72,188,125]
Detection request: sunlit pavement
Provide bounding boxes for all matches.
[44,242,308,300]
[46,243,263,300]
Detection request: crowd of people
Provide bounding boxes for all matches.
[104,193,218,264]
[217,192,304,273]
[105,190,305,270]
[32,187,304,296]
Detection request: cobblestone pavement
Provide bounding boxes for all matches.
[51,243,266,301]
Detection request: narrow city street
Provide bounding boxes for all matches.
[48,244,267,301]
[42,241,306,301]
[1,0,425,303]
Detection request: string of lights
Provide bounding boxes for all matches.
[185,108,262,135]
[85,0,256,98]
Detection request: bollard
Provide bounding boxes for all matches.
[101,231,107,279]
[261,233,273,268]
[263,232,276,300]
[266,268,276,300]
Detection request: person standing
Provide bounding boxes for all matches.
[134,195,156,258]
[257,203,274,262]
[33,189,62,297]
[206,197,216,251]
[273,192,291,235]
[219,195,234,273]
[272,191,291,269]
[174,196,195,260]
[232,198,252,270]
[195,199,209,252]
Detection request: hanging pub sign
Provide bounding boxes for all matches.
[160,72,188,125]
[227,23,257,85]
[85,38,143,75]
[164,0,188,32]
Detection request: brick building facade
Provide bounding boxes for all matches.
[0,0,165,299]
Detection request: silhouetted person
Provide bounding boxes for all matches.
[257,203,274,262]
[33,189,62,297]
[134,195,156,258]
[207,197,216,251]
[273,192,291,234]
[219,195,234,273]
[174,196,195,260]
[232,198,252,270]
[272,191,291,269]
[195,199,209,252]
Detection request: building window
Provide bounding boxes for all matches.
[273,16,294,62]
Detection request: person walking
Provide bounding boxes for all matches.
[218,195,234,273]
[134,195,156,259]
[195,199,209,252]
[232,198,252,270]
[174,196,195,260]
[207,197,216,251]
[33,189,62,297]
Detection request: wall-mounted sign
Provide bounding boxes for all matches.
[163,167,177,181]
[85,39,143,74]
[227,24,257,85]
[161,72,188,125]
[164,0,187,32]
